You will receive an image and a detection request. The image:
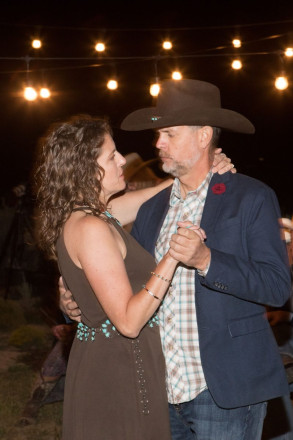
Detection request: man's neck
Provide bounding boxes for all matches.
[179,163,212,199]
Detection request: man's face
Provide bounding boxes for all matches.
[154,126,202,178]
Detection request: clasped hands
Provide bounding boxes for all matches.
[169,221,211,272]
[59,220,210,322]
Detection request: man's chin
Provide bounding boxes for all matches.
[162,163,181,177]
[162,163,173,174]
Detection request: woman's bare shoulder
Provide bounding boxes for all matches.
[73,214,112,239]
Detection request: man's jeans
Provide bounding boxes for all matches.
[169,389,267,440]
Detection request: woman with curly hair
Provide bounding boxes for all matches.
[35,115,232,439]
[34,114,179,440]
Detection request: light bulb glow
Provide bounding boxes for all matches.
[32,39,42,49]
[231,59,242,70]
[107,80,118,90]
[172,71,182,80]
[275,76,289,90]
[95,42,105,52]
[162,41,172,50]
[24,87,37,101]
[285,47,293,57]
[232,39,241,48]
[40,88,51,98]
[149,83,160,97]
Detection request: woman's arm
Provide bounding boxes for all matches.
[108,178,173,226]
[72,216,177,337]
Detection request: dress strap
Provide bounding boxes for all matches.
[72,206,99,215]
[71,206,121,227]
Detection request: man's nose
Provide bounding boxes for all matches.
[155,136,165,150]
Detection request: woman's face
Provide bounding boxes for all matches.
[97,134,126,202]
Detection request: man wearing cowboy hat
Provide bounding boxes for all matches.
[121,79,291,439]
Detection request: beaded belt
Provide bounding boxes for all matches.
[76,314,159,342]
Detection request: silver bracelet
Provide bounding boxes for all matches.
[142,284,162,302]
[150,271,172,285]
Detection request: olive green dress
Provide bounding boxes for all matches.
[56,216,171,440]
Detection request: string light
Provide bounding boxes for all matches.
[285,47,293,57]
[274,75,289,90]
[172,71,182,80]
[232,39,241,48]
[231,59,242,70]
[39,87,51,98]
[32,39,42,49]
[149,82,160,96]
[107,79,118,90]
[95,42,105,52]
[3,22,293,102]
[162,41,172,50]
[24,86,38,101]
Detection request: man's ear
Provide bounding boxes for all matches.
[199,126,213,150]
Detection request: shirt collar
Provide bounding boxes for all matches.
[170,171,213,207]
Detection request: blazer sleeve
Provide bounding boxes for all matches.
[201,183,291,308]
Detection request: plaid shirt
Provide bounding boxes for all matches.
[155,171,212,404]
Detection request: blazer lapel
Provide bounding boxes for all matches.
[201,172,231,233]
[147,186,172,256]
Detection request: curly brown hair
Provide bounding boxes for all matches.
[34,115,112,258]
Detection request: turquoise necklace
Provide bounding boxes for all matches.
[103,210,122,227]
[72,205,122,227]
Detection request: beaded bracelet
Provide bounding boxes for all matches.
[150,271,172,285]
[142,284,162,302]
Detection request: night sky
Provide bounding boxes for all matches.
[0,0,292,214]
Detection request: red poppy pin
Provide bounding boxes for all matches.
[212,183,226,194]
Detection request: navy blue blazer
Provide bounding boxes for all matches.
[131,172,291,408]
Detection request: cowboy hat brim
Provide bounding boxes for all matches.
[121,106,255,134]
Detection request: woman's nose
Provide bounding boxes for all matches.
[118,152,126,166]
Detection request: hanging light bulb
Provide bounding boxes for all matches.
[231,59,242,70]
[24,86,38,101]
[162,41,172,50]
[107,79,118,90]
[232,39,241,48]
[275,75,289,90]
[284,47,293,57]
[40,87,51,98]
[172,71,182,80]
[95,42,105,52]
[150,83,160,97]
[32,39,42,49]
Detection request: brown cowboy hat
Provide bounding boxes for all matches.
[121,79,255,134]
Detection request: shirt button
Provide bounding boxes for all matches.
[182,212,189,220]
[167,343,174,351]
[167,316,173,323]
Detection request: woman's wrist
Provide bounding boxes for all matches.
[164,250,178,264]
